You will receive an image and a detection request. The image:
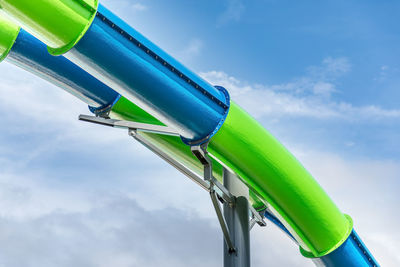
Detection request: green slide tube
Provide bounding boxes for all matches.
[208,103,352,256]
[0,0,98,55]
[0,0,353,257]
[112,98,352,256]
[0,13,19,62]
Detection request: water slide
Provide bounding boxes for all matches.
[0,1,379,266]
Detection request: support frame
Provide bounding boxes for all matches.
[79,114,267,267]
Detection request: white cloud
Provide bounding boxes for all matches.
[307,57,351,80]
[0,55,398,266]
[311,81,336,97]
[374,64,400,82]
[131,3,147,11]
[101,1,148,13]
[177,38,204,62]
[217,0,245,25]
[200,57,400,120]
[184,39,203,56]
[0,194,222,267]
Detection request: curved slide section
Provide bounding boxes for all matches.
[8,29,119,108]
[0,14,266,211]
[0,15,118,108]
[0,1,229,144]
[310,230,378,267]
[0,2,379,265]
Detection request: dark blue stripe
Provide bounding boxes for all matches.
[96,5,227,107]
[7,29,119,108]
[67,4,230,143]
[313,230,379,267]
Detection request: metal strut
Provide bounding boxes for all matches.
[191,143,236,254]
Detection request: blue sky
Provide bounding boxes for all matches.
[0,0,399,266]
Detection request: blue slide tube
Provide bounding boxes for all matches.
[264,209,379,266]
[65,5,230,144]
[7,29,119,108]
[313,230,379,267]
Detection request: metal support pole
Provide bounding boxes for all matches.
[223,168,250,267]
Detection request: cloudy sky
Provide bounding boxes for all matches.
[0,0,399,266]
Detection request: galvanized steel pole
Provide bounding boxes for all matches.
[223,169,250,267]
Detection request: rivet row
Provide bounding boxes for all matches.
[95,11,229,110]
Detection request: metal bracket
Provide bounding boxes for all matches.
[191,143,212,181]
[249,206,267,230]
[79,115,180,136]
[190,143,234,205]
